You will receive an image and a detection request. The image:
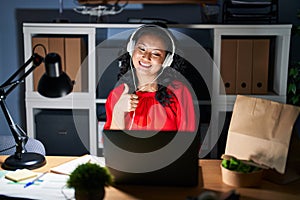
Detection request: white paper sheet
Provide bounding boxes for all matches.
[50,154,106,175]
[0,172,74,200]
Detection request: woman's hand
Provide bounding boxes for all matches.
[110,84,139,129]
[114,83,139,112]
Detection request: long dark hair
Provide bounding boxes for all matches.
[117,25,187,106]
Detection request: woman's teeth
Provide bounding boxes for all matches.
[139,61,151,68]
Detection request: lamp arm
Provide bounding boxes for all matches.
[0,53,43,96]
[0,99,27,158]
[0,53,43,159]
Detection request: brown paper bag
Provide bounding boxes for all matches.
[225,95,300,175]
[263,126,300,184]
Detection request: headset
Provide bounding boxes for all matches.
[126,25,176,130]
[126,24,176,68]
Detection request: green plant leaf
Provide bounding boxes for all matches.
[67,163,114,190]
[288,83,297,94]
[289,68,298,78]
[222,157,261,173]
[292,95,300,105]
[222,159,229,168]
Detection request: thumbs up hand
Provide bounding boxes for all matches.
[114,83,139,113]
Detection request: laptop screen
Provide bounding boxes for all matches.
[103,129,201,186]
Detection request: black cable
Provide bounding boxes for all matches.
[32,43,47,56]
[0,145,16,153]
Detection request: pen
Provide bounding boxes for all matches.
[24,172,47,188]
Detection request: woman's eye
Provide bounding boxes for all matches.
[137,46,145,51]
[152,52,162,57]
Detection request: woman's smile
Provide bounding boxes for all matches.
[139,60,151,69]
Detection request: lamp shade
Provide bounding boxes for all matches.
[37,53,74,98]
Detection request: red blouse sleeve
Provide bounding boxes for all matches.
[171,81,196,132]
[103,84,124,130]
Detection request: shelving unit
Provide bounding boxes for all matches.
[23,24,97,155]
[213,25,291,110]
[23,23,292,157]
[211,24,291,157]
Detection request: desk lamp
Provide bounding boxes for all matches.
[0,44,74,170]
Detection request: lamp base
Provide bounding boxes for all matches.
[2,152,46,170]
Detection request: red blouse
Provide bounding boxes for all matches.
[104,81,195,131]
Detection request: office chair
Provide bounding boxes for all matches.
[0,135,46,156]
[222,0,279,24]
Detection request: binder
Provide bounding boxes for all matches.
[49,37,65,71]
[65,38,86,92]
[220,39,237,94]
[32,37,49,91]
[236,39,253,94]
[252,39,270,94]
[32,37,87,92]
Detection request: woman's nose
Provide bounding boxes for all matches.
[142,51,151,60]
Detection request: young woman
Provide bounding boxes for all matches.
[104,24,196,131]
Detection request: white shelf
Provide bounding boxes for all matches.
[213,24,291,107]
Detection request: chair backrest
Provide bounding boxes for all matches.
[0,136,46,155]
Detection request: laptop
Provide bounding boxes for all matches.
[103,129,201,186]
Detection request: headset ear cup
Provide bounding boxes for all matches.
[127,40,135,56]
[162,54,173,68]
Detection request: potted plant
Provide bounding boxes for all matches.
[67,163,114,200]
[220,155,263,187]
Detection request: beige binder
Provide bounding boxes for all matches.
[252,39,270,94]
[32,37,49,91]
[65,38,87,92]
[220,39,237,94]
[236,39,253,94]
[49,37,65,71]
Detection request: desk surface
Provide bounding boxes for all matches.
[1,156,300,200]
